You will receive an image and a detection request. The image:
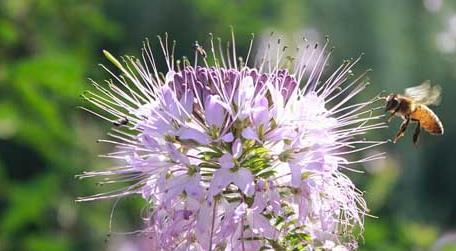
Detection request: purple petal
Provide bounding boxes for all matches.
[152,115,174,135]
[221,132,234,142]
[208,169,232,197]
[196,203,212,238]
[180,89,194,116]
[290,163,302,187]
[251,97,269,126]
[166,143,190,165]
[205,95,225,127]
[252,192,267,213]
[161,86,179,117]
[233,168,255,196]
[266,126,297,141]
[219,153,234,169]
[269,188,282,214]
[248,212,278,239]
[141,134,159,149]
[232,138,242,158]
[164,175,187,202]
[233,203,247,221]
[185,174,203,199]
[178,127,211,145]
[241,127,258,141]
[298,194,310,221]
[175,209,193,221]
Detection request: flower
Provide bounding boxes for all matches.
[78,31,386,250]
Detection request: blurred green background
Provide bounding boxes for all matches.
[1,0,456,250]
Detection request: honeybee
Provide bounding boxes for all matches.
[385,81,444,145]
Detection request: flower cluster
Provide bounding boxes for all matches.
[79,32,385,250]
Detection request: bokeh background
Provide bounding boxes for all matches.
[1,0,456,250]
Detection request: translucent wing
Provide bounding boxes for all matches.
[404,81,441,105]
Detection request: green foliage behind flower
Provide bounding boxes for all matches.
[0,1,120,250]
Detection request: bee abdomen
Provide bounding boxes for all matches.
[411,105,444,135]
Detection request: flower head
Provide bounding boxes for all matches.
[78,31,386,250]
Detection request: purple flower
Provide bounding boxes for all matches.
[205,95,226,128]
[79,31,386,250]
[209,141,255,197]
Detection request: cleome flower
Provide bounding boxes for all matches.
[78,31,386,250]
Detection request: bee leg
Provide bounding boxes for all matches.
[386,112,395,123]
[387,106,401,123]
[413,122,421,146]
[393,117,410,143]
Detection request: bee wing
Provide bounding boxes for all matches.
[427,84,442,105]
[404,81,442,105]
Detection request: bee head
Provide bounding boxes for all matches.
[385,94,399,112]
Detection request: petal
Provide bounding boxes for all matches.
[178,127,211,145]
[231,138,242,158]
[268,186,282,214]
[251,96,269,126]
[241,127,258,141]
[219,153,234,169]
[205,95,225,127]
[267,80,285,120]
[141,134,159,149]
[334,245,350,251]
[196,203,212,246]
[166,143,190,165]
[208,169,232,197]
[298,193,310,220]
[251,192,267,213]
[152,115,174,135]
[221,132,234,142]
[185,174,204,199]
[163,175,187,202]
[233,203,247,221]
[247,212,278,239]
[180,89,194,116]
[165,70,175,84]
[238,76,255,105]
[161,86,179,117]
[290,163,302,187]
[233,168,255,196]
[266,126,297,141]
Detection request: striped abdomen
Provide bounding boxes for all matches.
[411,104,444,135]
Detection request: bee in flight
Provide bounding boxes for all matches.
[385,81,444,145]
